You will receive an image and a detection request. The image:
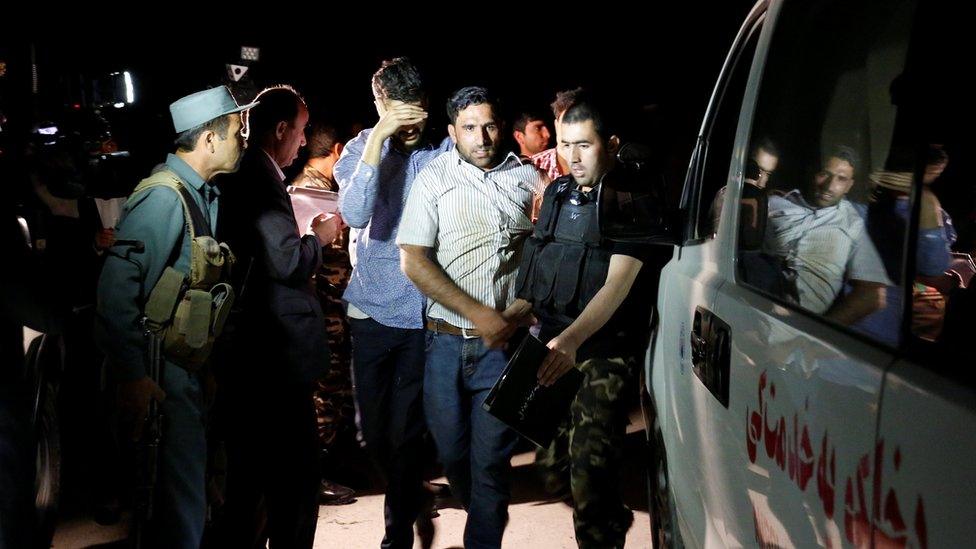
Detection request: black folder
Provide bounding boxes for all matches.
[482,334,585,448]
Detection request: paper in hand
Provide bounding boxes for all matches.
[287,186,339,233]
[94,197,125,229]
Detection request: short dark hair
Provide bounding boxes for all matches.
[446,86,500,125]
[306,122,342,158]
[926,144,948,166]
[174,114,232,152]
[551,87,583,118]
[513,111,546,134]
[372,57,425,103]
[246,85,305,141]
[560,90,614,140]
[826,145,859,171]
[753,136,780,158]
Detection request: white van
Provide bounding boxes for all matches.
[642,0,973,547]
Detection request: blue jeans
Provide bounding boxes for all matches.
[349,318,427,549]
[423,330,519,549]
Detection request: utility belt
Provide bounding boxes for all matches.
[132,169,236,372]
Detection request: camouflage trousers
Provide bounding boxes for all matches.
[536,355,637,549]
[312,238,357,451]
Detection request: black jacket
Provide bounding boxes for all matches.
[217,150,329,385]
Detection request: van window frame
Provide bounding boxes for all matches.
[680,3,768,245]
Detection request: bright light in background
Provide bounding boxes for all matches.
[124,71,134,103]
[113,102,125,109]
[240,46,260,62]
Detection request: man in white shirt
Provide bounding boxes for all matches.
[398,86,547,549]
[764,146,889,324]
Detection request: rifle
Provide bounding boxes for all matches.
[131,318,164,548]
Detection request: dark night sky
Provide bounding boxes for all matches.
[2,4,755,185]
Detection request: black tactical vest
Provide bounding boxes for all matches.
[516,177,612,322]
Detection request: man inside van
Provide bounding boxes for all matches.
[709,138,780,231]
[764,146,890,324]
[512,91,656,547]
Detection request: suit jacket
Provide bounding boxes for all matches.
[218,149,330,385]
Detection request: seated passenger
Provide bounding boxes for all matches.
[710,137,780,232]
[858,146,957,343]
[913,146,957,341]
[764,146,890,324]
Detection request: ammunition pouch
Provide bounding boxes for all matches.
[133,169,236,371]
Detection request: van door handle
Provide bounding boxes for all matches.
[691,309,708,369]
[708,317,731,408]
[691,333,707,364]
[692,306,731,408]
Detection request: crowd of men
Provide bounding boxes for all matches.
[40,56,656,549]
[13,40,955,549]
[2,48,920,548]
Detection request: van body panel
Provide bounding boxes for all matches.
[646,0,974,546]
[654,242,724,548]
[873,361,976,547]
[710,279,893,547]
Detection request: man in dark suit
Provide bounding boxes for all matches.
[215,85,339,548]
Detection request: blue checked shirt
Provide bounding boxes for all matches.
[336,129,451,329]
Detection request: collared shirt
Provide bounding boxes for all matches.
[530,147,564,180]
[292,165,337,191]
[261,149,286,183]
[162,153,220,229]
[95,154,219,381]
[335,129,451,328]
[765,190,891,314]
[397,148,549,329]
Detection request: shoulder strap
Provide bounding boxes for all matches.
[131,170,213,238]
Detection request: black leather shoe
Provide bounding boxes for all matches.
[320,479,356,505]
[423,481,451,498]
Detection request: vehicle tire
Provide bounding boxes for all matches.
[25,334,61,547]
[643,385,682,549]
[35,383,61,546]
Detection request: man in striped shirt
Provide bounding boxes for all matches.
[398,86,548,549]
[764,147,889,323]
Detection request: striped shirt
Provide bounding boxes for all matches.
[765,190,891,314]
[397,148,549,329]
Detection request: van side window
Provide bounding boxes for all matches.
[736,0,918,346]
[693,21,762,241]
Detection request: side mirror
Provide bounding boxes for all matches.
[599,142,679,245]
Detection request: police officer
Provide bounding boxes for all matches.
[513,92,655,548]
[95,86,253,548]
